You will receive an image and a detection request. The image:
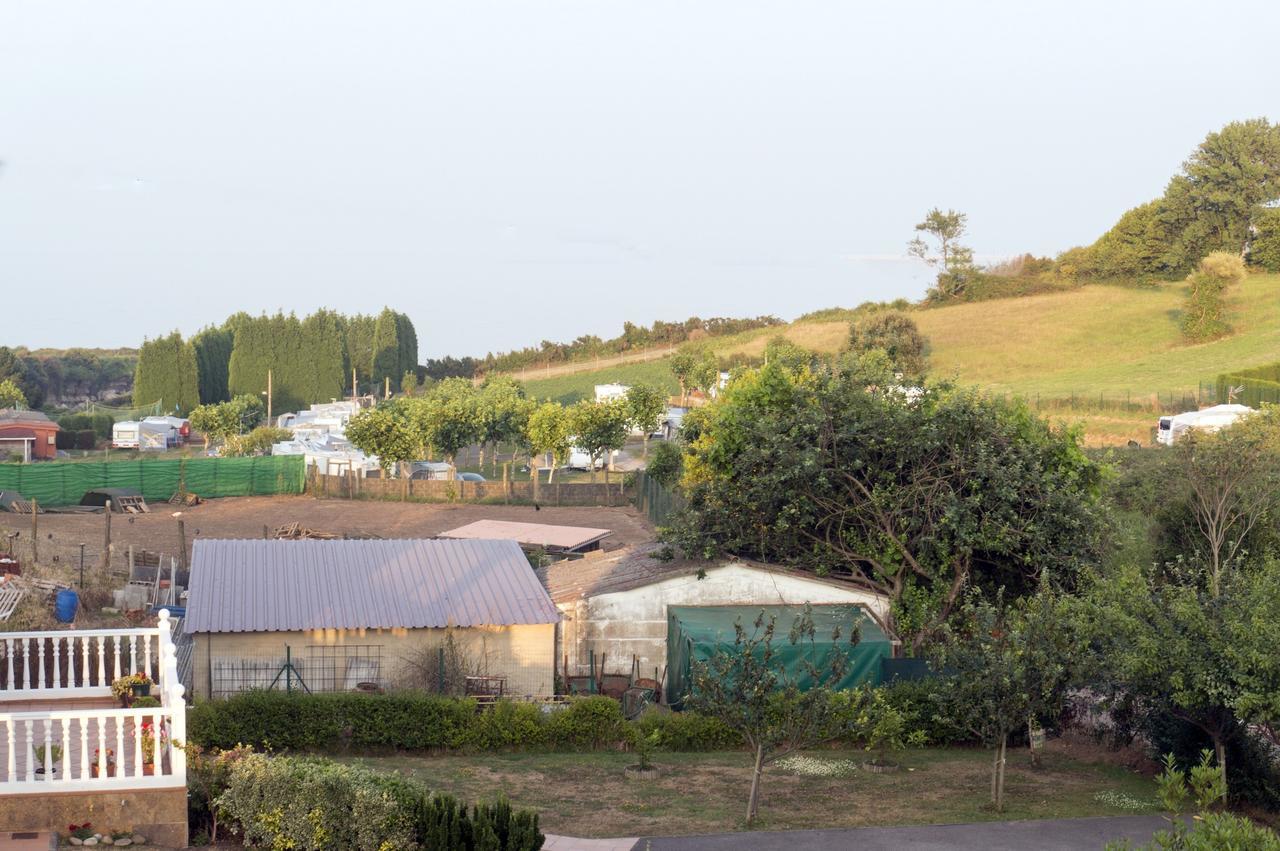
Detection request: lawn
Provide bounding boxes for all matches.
[339,744,1160,837]
[521,359,680,404]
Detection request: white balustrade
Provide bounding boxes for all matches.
[0,610,186,792]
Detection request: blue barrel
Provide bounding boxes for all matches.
[54,589,79,623]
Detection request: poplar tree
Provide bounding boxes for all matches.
[133,331,199,414]
[371,308,402,394]
[191,324,235,404]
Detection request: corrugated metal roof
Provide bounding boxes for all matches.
[186,538,560,633]
[439,519,612,552]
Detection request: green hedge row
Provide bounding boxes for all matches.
[1216,363,1280,408]
[219,751,543,850]
[188,681,970,754]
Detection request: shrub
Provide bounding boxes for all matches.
[543,696,633,750]
[1251,207,1280,272]
[471,700,547,750]
[645,441,683,488]
[875,677,972,746]
[636,708,740,750]
[75,429,96,450]
[218,751,544,851]
[1181,251,1246,342]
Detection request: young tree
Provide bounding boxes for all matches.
[665,364,1103,647]
[0,378,27,409]
[762,336,813,373]
[476,376,528,474]
[1085,555,1280,799]
[345,404,418,476]
[525,402,571,483]
[402,379,481,468]
[1181,251,1247,342]
[400,370,419,397]
[847,311,930,381]
[624,383,667,457]
[567,399,630,482]
[687,607,856,826]
[669,350,697,405]
[189,394,265,447]
[223,426,292,457]
[908,208,976,301]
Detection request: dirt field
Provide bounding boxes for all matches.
[0,496,657,569]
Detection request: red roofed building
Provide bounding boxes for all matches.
[0,409,60,461]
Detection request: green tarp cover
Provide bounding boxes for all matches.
[666,604,892,706]
[0,456,305,506]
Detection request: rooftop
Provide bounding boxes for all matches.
[0,409,56,428]
[439,519,612,553]
[186,538,560,633]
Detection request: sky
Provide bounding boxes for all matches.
[2,0,1278,359]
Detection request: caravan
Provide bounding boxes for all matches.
[1156,404,1253,446]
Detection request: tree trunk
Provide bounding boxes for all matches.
[642,433,649,458]
[1213,734,1228,800]
[746,743,765,827]
[996,733,1008,812]
[990,744,1000,805]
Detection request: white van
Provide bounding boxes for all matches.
[1156,404,1253,446]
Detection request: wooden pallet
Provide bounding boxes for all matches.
[168,491,203,507]
[115,495,149,514]
[273,522,341,540]
[0,586,25,621]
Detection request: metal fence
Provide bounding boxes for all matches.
[633,472,686,527]
[209,645,388,698]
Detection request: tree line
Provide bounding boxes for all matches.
[0,346,137,410]
[132,308,418,416]
[422,315,783,380]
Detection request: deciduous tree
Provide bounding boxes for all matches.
[567,399,630,482]
[846,311,930,380]
[624,383,667,457]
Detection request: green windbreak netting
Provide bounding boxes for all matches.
[0,456,305,506]
[666,604,893,707]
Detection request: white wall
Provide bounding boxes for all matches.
[559,562,890,682]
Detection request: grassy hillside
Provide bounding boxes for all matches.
[514,274,1280,444]
[521,359,680,404]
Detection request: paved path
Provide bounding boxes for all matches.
[637,815,1171,850]
[545,835,640,851]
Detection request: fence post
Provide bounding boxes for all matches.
[31,498,38,565]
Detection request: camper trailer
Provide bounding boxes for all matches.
[1156,404,1253,446]
[141,416,189,447]
[111,421,140,449]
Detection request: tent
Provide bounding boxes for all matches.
[665,604,892,707]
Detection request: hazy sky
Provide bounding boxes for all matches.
[3,1,1278,359]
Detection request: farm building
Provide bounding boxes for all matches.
[440,519,612,554]
[537,546,895,703]
[0,409,60,461]
[185,538,560,699]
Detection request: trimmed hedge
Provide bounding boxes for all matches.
[190,681,972,755]
[219,751,543,850]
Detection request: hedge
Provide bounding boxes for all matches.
[189,681,972,755]
[1216,362,1280,408]
[219,751,543,850]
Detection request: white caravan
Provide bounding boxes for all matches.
[1156,404,1253,446]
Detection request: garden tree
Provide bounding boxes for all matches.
[345,404,418,475]
[624,383,667,457]
[664,361,1103,647]
[1082,556,1280,799]
[404,378,482,467]
[761,336,813,373]
[645,439,684,488]
[475,376,530,474]
[0,379,27,409]
[566,399,630,482]
[524,402,572,483]
[846,311,930,381]
[932,588,1081,811]
[343,313,377,392]
[1251,207,1280,271]
[669,349,697,404]
[0,347,46,409]
[188,395,265,446]
[687,606,855,826]
[133,331,200,414]
[1181,251,1247,342]
[907,208,976,300]
[401,370,418,397]
[395,311,418,382]
[223,426,292,457]
[191,323,235,404]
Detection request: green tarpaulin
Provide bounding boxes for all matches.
[0,456,305,506]
[666,604,893,706]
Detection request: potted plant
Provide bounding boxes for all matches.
[138,720,169,774]
[110,672,152,707]
[33,743,62,779]
[91,748,116,778]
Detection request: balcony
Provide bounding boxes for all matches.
[0,612,187,793]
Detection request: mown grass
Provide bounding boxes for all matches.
[341,744,1159,838]
[521,359,681,404]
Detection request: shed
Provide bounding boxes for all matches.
[666,604,893,706]
[440,519,612,554]
[79,487,145,511]
[0,410,60,461]
[186,538,560,699]
[537,545,893,696]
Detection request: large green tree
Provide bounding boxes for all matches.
[524,401,571,482]
[664,361,1104,646]
[191,324,235,404]
[0,378,27,409]
[846,311,929,381]
[567,398,630,481]
[624,383,667,457]
[343,313,377,393]
[300,309,347,403]
[133,331,200,414]
[345,404,418,475]
[371,308,402,394]
[0,347,48,409]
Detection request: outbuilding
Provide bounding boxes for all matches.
[537,546,895,701]
[0,410,60,461]
[186,538,560,699]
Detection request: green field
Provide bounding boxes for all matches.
[509,274,1280,445]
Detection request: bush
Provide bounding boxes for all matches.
[219,751,544,851]
[75,429,96,450]
[875,678,973,746]
[1251,207,1280,272]
[636,707,740,750]
[543,696,633,750]
[1181,251,1246,342]
[645,441,683,488]
[471,700,547,750]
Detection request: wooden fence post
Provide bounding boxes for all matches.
[102,500,112,572]
[30,498,38,565]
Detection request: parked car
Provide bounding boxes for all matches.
[457,472,486,482]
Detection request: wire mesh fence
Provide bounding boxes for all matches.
[209,645,389,698]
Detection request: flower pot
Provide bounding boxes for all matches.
[91,763,117,778]
[142,763,155,776]
[130,682,151,698]
[861,760,901,774]
[624,765,660,779]
[34,766,59,780]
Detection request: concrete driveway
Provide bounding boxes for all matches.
[637,815,1171,850]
